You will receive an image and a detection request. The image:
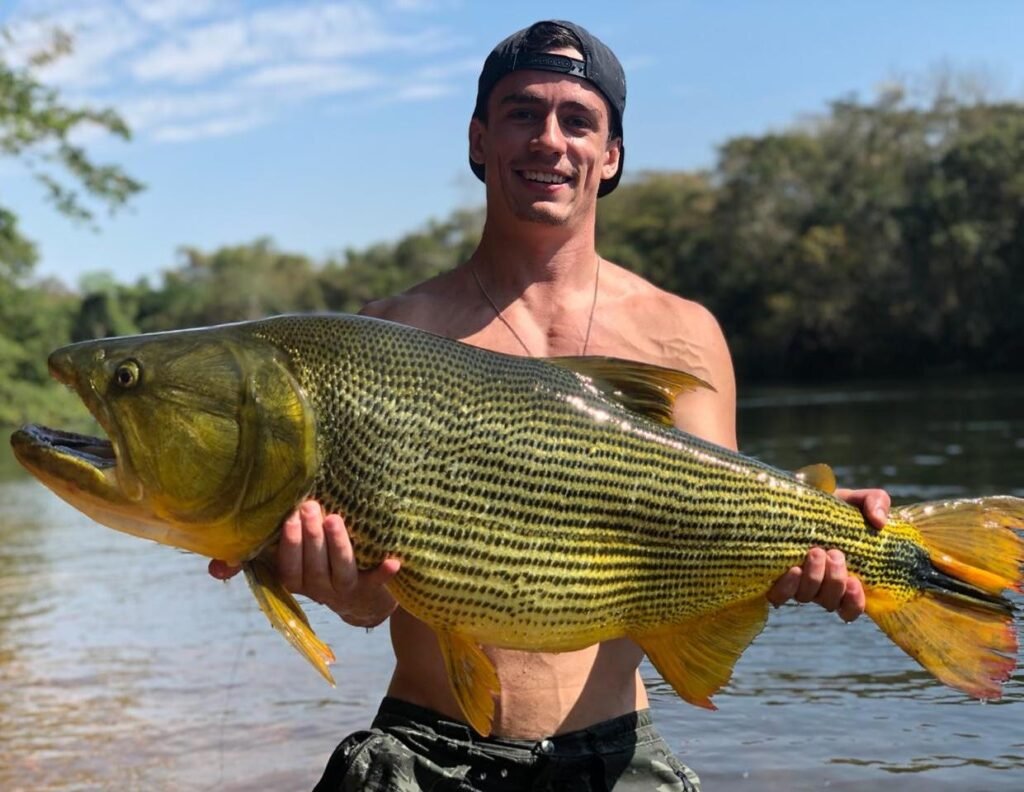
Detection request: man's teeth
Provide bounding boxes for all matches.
[522,171,570,184]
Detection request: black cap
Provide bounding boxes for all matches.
[470,20,626,197]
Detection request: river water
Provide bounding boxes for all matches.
[1,376,1022,791]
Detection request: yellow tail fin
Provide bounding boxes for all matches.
[868,496,1024,700]
[244,555,337,684]
[897,496,1024,594]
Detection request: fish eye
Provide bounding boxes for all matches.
[114,359,141,389]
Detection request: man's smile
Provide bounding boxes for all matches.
[519,169,573,185]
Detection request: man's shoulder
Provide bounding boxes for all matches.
[600,262,731,388]
[609,264,724,340]
[360,271,465,333]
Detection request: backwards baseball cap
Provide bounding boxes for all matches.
[470,20,626,197]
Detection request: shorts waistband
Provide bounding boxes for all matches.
[374,696,659,755]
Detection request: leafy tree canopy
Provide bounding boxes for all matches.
[0,26,143,279]
[1,26,143,427]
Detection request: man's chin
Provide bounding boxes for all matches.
[516,204,570,226]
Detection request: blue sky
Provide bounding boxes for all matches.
[3,0,1023,288]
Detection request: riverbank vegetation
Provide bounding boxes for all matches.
[3,39,1023,426]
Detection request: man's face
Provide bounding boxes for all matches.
[469,48,621,228]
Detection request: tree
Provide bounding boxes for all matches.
[0,27,143,427]
[0,27,143,266]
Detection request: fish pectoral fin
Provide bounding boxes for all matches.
[436,630,500,736]
[794,463,837,494]
[244,555,336,685]
[546,356,713,427]
[634,596,769,709]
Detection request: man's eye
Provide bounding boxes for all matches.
[566,116,594,131]
[509,109,535,121]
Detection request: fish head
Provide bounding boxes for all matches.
[11,325,319,564]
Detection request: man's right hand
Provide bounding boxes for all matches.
[208,500,400,628]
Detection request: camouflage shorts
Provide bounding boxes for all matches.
[312,697,701,791]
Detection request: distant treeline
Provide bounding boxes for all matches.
[3,88,1024,427]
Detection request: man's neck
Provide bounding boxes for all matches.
[470,220,600,299]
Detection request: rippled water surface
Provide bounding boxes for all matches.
[1,376,1022,790]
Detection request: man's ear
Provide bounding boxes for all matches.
[602,137,622,180]
[469,117,486,165]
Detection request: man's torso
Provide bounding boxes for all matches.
[361,260,736,738]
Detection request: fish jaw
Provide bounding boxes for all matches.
[10,424,162,540]
[9,424,267,563]
[12,340,182,548]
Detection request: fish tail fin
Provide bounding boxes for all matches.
[244,555,336,685]
[900,496,1024,594]
[867,496,1024,700]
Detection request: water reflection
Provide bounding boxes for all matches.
[1,376,1023,790]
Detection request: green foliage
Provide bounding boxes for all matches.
[596,86,1024,381]
[133,238,327,330]
[0,274,83,427]
[0,26,144,427]
[5,79,1024,428]
[598,171,716,296]
[318,209,483,311]
[0,28,143,240]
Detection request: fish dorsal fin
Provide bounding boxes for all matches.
[547,356,714,427]
[633,596,769,709]
[795,463,837,493]
[436,630,501,736]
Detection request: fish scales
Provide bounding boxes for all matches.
[250,316,911,643]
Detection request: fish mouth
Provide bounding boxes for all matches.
[11,345,136,505]
[14,344,146,504]
[10,421,128,507]
[15,424,117,469]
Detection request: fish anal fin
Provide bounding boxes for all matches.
[634,597,769,709]
[244,555,336,685]
[436,631,500,736]
[897,496,1024,595]
[795,463,837,494]
[866,585,1018,699]
[546,356,713,427]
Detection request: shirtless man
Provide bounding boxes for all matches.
[211,20,890,790]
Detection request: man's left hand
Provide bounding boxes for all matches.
[766,488,891,623]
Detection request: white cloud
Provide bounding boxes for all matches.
[131,3,448,85]
[2,0,462,144]
[250,3,446,59]
[415,57,480,81]
[132,18,264,83]
[243,62,380,97]
[125,0,226,24]
[120,91,251,129]
[386,0,437,11]
[4,3,142,86]
[393,82,453,101]
[152,112,268,142]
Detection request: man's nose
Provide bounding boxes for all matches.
[530,112,567,154]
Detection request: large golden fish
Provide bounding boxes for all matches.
[10,314,1023,735]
